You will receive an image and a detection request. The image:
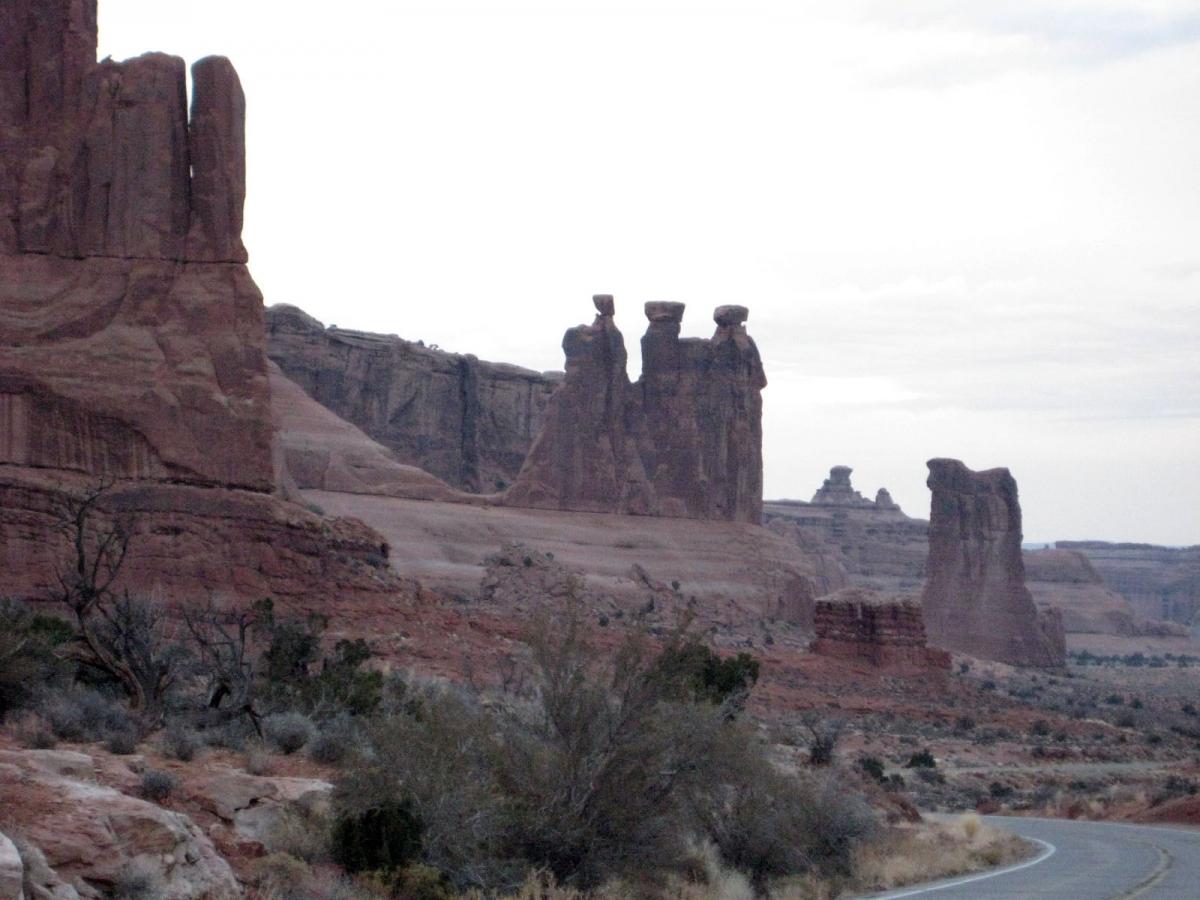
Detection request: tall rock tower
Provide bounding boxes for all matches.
[921,458,1066,667]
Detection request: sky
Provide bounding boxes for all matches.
[97,1,1200,545]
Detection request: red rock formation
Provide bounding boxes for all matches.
[0,0,404,611]
[810,588,950,672]
[503,296,656,514]
[920,458,1066,668]
[1056,541,1200,628]
[266,304,560,493]
[504,297,766,522]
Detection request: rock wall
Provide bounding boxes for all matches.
[810,587,950,672]
[0,1,270,490]
[1056,541,1200,628]
[0,0,409,612]
[266,304,560,493]
[920,458,1066,667]
[505,296,766,523]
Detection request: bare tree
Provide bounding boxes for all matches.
[797,711,846,766]
[52,479,179,729]
[182,596,268,735]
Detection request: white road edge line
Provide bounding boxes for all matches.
[861,837,1057,899]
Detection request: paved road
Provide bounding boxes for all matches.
[861,816,1200,899]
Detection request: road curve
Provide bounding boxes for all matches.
[860,815,1200,899]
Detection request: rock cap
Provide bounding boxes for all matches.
[714,305,749,326]
[593,294,615,316]
[644,301,685,323]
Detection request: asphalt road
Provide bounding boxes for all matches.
[861,815,1200,899]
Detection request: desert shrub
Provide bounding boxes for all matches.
[264,711,315,754]
[41,687,131,742]
[1183,703,1197,716]
[1105,694,1124,705]
[245,744,274,776]
[799,715,845,766]
[105,728,139,755]
[308,715,357,765]
[331,799,424,875]
[858,756,886,783]
[163,724,201,761]
[1031,719,1050,737]
[1130,698,1144,710]
[905,749,936,769]
[261,612,383,717]
[14,714,58,749]
[955,716,976,732]
[989,781,1014,799]
[111,859,164,899]
[1116,713,1136,729]
[202,716,256,751]
[337,610,874,892]
[140,769,177,802]
[264,804,333,864]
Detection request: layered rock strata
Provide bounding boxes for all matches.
[0,0,405,611]
[920,458,1066,667]
[810,587,950,672]
[504,296,766,522]
[1056,541,1200,628]
[266,304,560,493]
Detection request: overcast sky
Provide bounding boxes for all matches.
[98,1,1199,545]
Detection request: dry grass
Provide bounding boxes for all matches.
[845,814,1031,894]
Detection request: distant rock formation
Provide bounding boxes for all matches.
[266,304,560,493]
[1025,548,1189,637]
[810,588,950,672]
[920,458,1066,668]
[505,297,766,522]
[0,0,404,607]
[1056,541,1200,628]
[807,466,902,512]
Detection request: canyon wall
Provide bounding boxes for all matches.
[1056,542,1200,628]
[504,296,766,523]
[266,304,560,493]
[0,0,404,608]
[921,458,1066,667]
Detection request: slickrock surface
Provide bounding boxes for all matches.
[920,458,1066,668]
[305,490,819,644]
[505,297,766,522]
[0,748,239,899]
[266,304,560,493]
[810,587,950,672]
[1056,541,1200,628]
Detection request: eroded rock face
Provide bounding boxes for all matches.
[266,304,560,493]
[0,2,269,490]
[810,588,950,672]
[504,298,766,522]
[920,458,1066,668]
[1056,541,1200,628]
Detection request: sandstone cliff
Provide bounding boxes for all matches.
[0,0,405,609]
[266,304,560,493]
[1056,541,1200,629]
[920,458,1066,668]
[504,297,766,523]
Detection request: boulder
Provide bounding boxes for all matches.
[920,458,1066,668]
[0,830,23,900]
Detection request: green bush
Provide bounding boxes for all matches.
[331,799,424,875]
[0,601,73,715]
[905,749,936,769]
[858,756,886,783]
